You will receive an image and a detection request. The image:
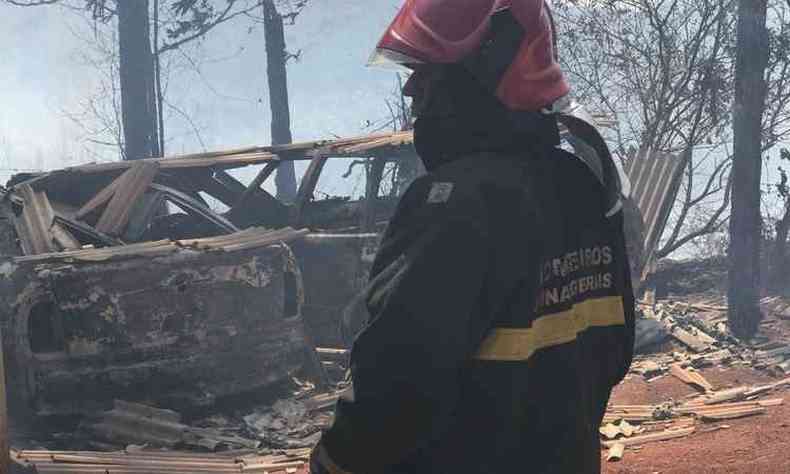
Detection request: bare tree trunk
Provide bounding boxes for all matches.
[118,0,160,160]
[728,0,769,339]
[153,0,165,156]
[263,0,297,202]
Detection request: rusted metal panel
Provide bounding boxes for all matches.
[624,149,685,267]
[1,239,309,416]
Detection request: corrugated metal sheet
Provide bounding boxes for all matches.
[13,448,309,473]
[624,149,685,267]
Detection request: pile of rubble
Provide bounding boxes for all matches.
[600,375,789,461]
[638,293,790,374]
[14,277,790,470]
[600,292,790,463]
[10,349,352,473]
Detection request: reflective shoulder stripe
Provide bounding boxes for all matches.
[475,296,625,361]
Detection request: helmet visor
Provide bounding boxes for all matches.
[367,47,423,70]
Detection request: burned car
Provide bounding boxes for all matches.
[0,132,416,417]
[0,126,667,418]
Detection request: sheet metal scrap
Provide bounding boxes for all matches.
[623,149,685,274]
[603,396,782,425]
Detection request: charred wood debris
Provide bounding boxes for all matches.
[603,257,790,463]
[2,132,790,471]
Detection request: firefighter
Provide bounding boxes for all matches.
[311,1,635,473]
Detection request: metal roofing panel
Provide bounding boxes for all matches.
[624,149,685,266]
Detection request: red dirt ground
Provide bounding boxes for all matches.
[602,366,790,473]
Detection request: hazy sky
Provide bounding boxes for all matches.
[0,0,403,195]
[3,0,784,259]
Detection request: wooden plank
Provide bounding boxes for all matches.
[35,464,240,473]
[188,171,241,208]
[669,364,715,392]
[700,407,766,421]
[241,460,305,472]
[601,426,695,448]
[691,387,752,406]
[186,228,297,250]
[50,222,81,251]
[231,162,280,212]
[219,228,309,252]
[17,449,309,474]
[17,184,57,255]
[606,443,625,462]
[51,454,236,468]
[213,170,248,196]
[291,155,329,226]
[96,162,160,236]
[75,172,129,220]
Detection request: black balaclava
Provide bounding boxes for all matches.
[412,63,561,172]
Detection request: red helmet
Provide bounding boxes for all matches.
[370,0,570,111]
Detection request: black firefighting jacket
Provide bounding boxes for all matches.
[313,139,636,474]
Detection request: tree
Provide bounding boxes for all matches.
[768,148,790,291]
[5,0,162,160]
[555,0,736,261]
[117,0,160,160]
[161,0,309,199]
[761,4,790,291]
[554,0,790,264]
[6,0,310,184]
[729,0,770,338]
[262,0,296,202]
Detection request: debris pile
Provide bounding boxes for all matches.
[600,379,787,462]
[603,290,790,463]
[637,293,790,374]
[39,355,354,457]
[243,399,324,450]
[84,401,261,452]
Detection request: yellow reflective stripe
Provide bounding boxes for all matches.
[475,296,625,361]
